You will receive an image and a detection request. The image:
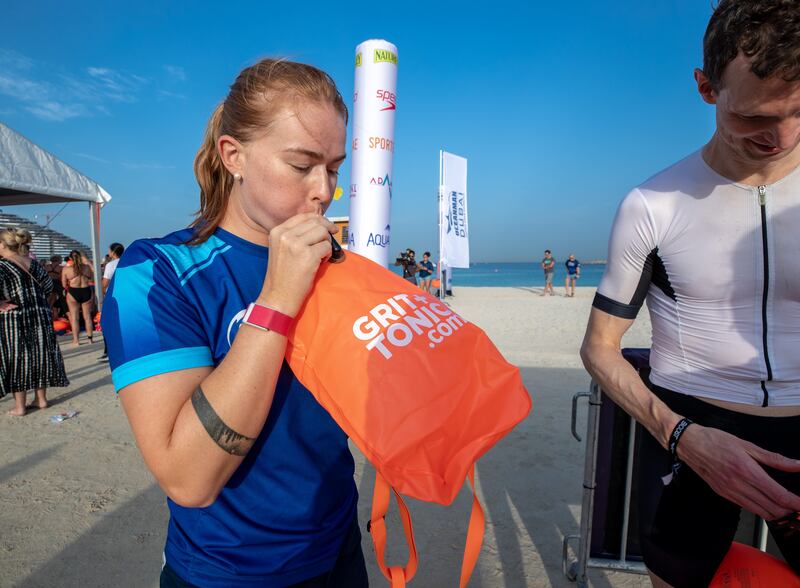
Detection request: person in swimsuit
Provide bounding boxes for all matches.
[61,249,94,345]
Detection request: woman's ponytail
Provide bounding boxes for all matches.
[190,103,232,244]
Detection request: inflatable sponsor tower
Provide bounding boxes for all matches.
[348,39,398,267]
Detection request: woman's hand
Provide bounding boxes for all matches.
[258,213,337,317]
[0,300,17,313]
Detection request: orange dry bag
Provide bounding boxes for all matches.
[286,251,532,587]
[710,542,800,587]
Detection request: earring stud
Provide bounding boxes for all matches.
[233,172,242,183]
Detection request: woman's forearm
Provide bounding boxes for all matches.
[127,323,289,507]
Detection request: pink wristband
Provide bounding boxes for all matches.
[242,303,293,337]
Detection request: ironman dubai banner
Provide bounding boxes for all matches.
[348,39,398,266]
[439,150,469,269]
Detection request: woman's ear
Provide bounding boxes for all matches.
[218,135,245,177]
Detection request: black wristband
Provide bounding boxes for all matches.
[668,417,693,459]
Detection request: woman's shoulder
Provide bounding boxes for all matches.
[113,228,200,285]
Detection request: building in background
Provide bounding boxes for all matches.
[329,216,350,250]
[0,210,91,259]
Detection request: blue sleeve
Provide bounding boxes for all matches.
[101,240,213,392]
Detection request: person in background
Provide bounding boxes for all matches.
[540,249,555,296]
[61,250,95,346]
[46,255,66,320]
[98,242,124,362]
[417,251,435,293]
[394,248,418,285]
[102,58,367,587]
[564,254,581,297]
[0,228,69,416]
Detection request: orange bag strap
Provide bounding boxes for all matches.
[369,472,419,587]
[459,466,486,588]
[369,466,486,587]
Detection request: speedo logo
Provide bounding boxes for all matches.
[374,49,398,65]
[352,293,467,359]
[376,89,396,111]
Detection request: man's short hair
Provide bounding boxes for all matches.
[407,249,415,255]
[109,242,125,257]
[50,255,62,264]
[704,0,800,91]
[544,249,551,254]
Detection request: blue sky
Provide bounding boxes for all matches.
[1,1,716,262]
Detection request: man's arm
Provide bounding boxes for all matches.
[581,307,800,520]
[581,308,681,445]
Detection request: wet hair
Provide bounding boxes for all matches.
[109,242,125,258]
[703,0,800,91]
[544,249,551,254]
[0,227,32,256]
[423,251,431,257]
[190,58,348,245]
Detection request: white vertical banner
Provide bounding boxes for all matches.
[348,39,398,266]
[439,150,469,268]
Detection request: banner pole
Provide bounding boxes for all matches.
[438,150,444,301]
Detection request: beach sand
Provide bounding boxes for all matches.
[0,286,652,587]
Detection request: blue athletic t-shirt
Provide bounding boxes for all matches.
[418,260,434,278]
[101,227,357,587]
[565,259,580,275]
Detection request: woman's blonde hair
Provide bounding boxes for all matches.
[190,58,348,244]
[0,227,32,256]
[68,249,83,269]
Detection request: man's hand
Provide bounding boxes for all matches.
[678,424,800,520]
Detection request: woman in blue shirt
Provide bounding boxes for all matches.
[102,59,365,587]
[417,251,435,294]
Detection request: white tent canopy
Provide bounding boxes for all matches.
[0,122,112,306]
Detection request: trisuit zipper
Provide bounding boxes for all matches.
[758,185,772,407]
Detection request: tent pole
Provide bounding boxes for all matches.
[89,202,103,309]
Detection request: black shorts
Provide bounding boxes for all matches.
[637,382,800,587]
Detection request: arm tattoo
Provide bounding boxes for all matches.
[191,386,255,456]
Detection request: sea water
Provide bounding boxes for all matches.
[391,262,606,288]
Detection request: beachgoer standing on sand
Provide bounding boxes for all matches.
[98,242,123,362]
[564,254,580,297]
[582,2,800,585]
[61,250,94,346]
[102,58,367,587]
[541,249,555,296]
[46,255,66,320]
[394,248,418,285]
[418,251,435,293]
[0,228,69,416]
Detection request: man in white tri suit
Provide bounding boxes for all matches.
[581,1,800,586]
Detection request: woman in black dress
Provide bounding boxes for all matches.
[0,228,69,416]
